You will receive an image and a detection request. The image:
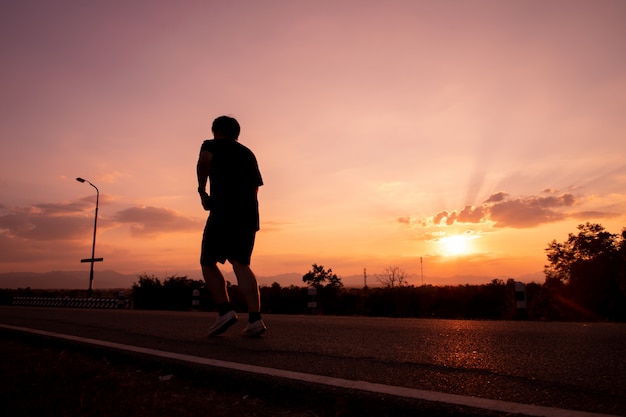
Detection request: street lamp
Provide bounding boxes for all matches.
[76,177,103,297]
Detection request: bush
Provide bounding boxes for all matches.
[131,275,205,311]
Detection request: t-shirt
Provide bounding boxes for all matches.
[200,139,263,231]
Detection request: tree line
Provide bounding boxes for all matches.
[126,223,626,321]
[127,273,538,319]
[3,223,624,321]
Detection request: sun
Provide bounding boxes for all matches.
[440,235,471,256]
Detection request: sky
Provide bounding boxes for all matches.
[1,0,626,287]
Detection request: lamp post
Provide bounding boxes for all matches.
[76,177,103,297]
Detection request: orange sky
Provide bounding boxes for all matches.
[1,1,626,287]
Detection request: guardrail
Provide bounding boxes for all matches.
[12,296,131,309]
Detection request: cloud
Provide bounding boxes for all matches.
[434,205,487,226]
[396,216,426,228]
[487,195,572,228]
[97,171,129,184]
[457,205,487,224]
[484,192,509,203]
[570,211,619,221]
[0,199,203,271]
[260,220,295,232]
[0,233,82,264]
[0,201,93,240]
[113,206,201,237]
[0,200,201,242]
[429,191,589,229]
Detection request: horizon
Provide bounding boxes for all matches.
[0,268,546,291]
[2,1,626,287]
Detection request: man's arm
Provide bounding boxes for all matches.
[197,151,212,210]
[197,151,211,190]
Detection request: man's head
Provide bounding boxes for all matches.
[212,116,240,140]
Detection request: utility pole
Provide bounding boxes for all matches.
[421,257,424,286]
[363,268,367,289]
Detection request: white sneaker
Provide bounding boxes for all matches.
[208,310,238,336]
[242,319,267,337]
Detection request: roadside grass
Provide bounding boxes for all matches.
[0,332,325,417]
[0,331,506,417]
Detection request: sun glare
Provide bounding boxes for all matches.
[440,235,471,256]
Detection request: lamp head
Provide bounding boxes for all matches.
[76,177,86,183]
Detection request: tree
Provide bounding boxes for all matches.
[376,266,409,288]
[131,274,163,310]
[544,223,625,320]
[302,264,342,289]
[162,275,204,311]
[302,264,343,315]
[132,274,205,311]
[325,272,344,290]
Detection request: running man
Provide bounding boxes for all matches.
[197,115,266,336]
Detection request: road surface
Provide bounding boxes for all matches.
[1,307,624,416]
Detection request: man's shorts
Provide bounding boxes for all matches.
[201,218,256,266]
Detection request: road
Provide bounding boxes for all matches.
[1,306,624,416]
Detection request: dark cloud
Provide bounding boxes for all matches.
[428,191,593,229]
[457,205,487,223]
[34,200,92,216]
[113,206,201,236]
[0,202,93,240]
[484,192,509,203]
[0,233,82,263]
[0,201,201,242]
[0,200,202,271]
[433,211,448,225]
[433,205,486,226]
[487,198,566,228]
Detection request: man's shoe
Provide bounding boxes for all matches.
[208,310,238,336]
[242,319,267,337]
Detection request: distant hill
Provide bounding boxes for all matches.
[0,270,139,289]
[0,270,543,290]
[0,270,304,290]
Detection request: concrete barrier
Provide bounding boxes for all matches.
[191,289,200,311]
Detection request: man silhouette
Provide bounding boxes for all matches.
[197,115,266,336]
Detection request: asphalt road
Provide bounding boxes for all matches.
[1,307,624,416]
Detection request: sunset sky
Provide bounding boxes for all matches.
[2,1,626,287]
